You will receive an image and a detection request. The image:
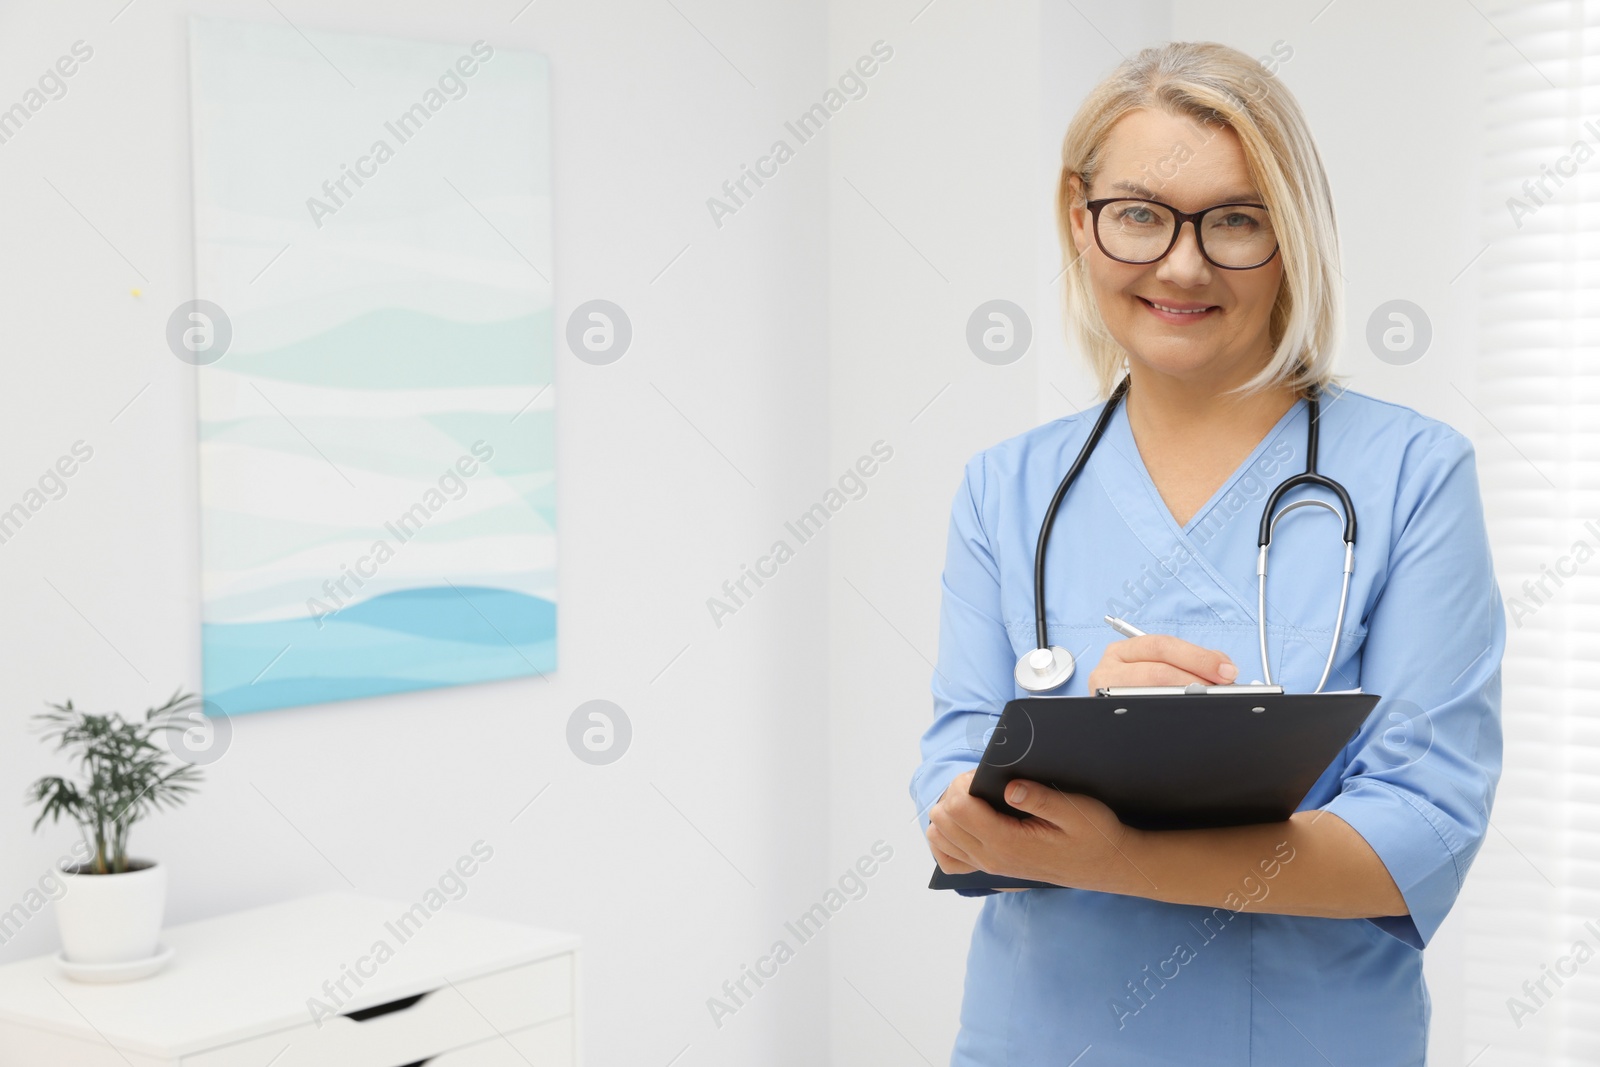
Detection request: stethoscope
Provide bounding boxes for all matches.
[1014,374,1357,695]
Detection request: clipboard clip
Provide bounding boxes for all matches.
[1094,683,1288,696]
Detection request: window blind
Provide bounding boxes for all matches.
[1464,3,1600,1064]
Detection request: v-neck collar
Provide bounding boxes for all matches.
[1099,390,1308,540]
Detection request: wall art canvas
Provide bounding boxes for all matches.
[188,16,554,714]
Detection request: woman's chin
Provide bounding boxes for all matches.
[1121,345,1233,382]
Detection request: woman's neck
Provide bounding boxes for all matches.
[1122,360,1300,450]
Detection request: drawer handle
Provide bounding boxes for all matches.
[344,990,433,1022]
[394,1061,433,1067]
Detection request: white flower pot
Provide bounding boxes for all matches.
[54,858,167,965]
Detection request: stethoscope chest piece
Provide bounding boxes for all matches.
[1015,644,1075,692]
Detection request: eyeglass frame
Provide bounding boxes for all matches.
[1084,196,1280,271]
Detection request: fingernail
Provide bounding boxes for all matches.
[1219,662,1238,681]
[1008,783,1028,804]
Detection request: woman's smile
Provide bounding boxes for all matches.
[1137,295,1221,324]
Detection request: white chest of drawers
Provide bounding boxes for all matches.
[0,891,580,1066]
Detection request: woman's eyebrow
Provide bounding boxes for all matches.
[1106,178,1263,203]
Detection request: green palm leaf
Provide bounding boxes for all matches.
[26,688,207,874]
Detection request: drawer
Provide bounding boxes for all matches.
[184,954,572,1067]
[424,1016,573,1065]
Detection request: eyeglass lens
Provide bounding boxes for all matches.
[1096,200,1276,268]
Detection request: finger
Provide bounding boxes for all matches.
[936,769,978,808]
[1114,634,1237,682]
[927,823,976,869]
[942,784,1021,844]
[1089,658,1213,690]
[948,769,977,797]
[931,801,987,857]
[1122,661,1214,687]
[1003,779,1085,829]
[1111,633,1229,676]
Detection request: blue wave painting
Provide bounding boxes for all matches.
[204,587,555,713]
[189,18,555,715]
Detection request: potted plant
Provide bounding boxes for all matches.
[26,689,204,967]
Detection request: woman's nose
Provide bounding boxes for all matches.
[1156,220,1212,283]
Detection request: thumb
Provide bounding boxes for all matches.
[1004,779,1056,817]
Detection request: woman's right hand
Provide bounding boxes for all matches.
[1085,634,1239,691]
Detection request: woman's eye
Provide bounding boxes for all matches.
[1117,207,1156,225]
[1217,212,1257,229]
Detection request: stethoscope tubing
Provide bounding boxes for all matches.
[1257,498,1355,692]
[1032,375,1131,652]
[1025,374,1357,694]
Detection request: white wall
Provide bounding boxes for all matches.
[0,2,832,1065]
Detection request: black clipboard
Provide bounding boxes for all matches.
[928,689,1381,891]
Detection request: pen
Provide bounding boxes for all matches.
[1103,614,1148,639]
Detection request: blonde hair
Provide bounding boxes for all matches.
[1055,41,1343,400]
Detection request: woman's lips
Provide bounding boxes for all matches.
[1138,296,1219,323]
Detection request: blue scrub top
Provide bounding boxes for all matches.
[911,385,1505,1066]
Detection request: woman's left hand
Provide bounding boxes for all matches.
[927,771,1143,892]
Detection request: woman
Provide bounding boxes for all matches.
[911,41,1504,1066]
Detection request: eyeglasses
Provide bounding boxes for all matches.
[1086,197,1279,270]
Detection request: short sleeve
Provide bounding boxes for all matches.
[909,451,1020,897]
[1320,425,1505,949]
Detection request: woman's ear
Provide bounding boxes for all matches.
[1065,173,1090,257]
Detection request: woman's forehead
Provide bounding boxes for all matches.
[1093,111,1260,205]
[1103,177,1263,204]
